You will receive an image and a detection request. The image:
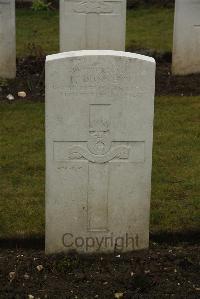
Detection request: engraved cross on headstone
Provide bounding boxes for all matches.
[64,0,121,48]
[54,104,145,232]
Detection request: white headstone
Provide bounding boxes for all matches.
[0,0,16,78]
[60,0,126,51]
[45,50,155,254]
[172,0,200,75]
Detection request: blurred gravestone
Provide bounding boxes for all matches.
[45,50,155,254]
[0,0,16,78]
[172,0,200,75]
[60,0,126,51]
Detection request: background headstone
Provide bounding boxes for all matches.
[45,50,155,254]
[172,0,200,75]
[0,0,16,79]
[60,0,127,51]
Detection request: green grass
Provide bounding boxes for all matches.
[126,7,174,52]
[0,103,45,238]
[16,9,59,57]
[16,6,174,57]
[0,97,199,238]
[152,97,200,232]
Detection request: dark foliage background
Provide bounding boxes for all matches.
[16,0,175,9]
[127,0,174,9]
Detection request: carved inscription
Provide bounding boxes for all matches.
[88,104,111,155]
[64,0,122,48]
[64,0,121,15]
[54,104,145,232]
[70,64,130,87]
[73,0,114,14]
[50,61,134,97]
[68,145,130,163]
[68,104,130,163]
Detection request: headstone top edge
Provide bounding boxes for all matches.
[46,50,155,64]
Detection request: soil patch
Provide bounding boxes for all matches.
[0,54,200,102]
[0,56,44,102]
[0,243,199,298]
[156,63,200,96]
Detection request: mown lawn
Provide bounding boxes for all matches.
[126,7,174,52]
[16,6,174,57]
[0,97,199,238]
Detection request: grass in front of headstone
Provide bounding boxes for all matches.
[0,102,45,238]
[151,96,200,233]
[16,6,174,57]
[0,96,199,239]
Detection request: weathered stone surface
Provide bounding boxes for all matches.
[0,0,16,78]
[60,0,126,51]
[45,50,155,254]
[172,0,200,75]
